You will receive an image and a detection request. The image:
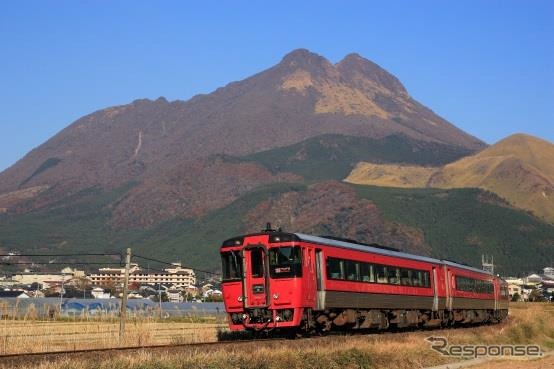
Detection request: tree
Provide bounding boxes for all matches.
[528,289,546,302]
[152,292,168,302]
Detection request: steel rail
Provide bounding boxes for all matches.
[0,337,290,361]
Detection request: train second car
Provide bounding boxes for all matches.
[220,226,509,333]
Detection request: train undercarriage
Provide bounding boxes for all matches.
[236,307,508,336]
[309,308,508,332]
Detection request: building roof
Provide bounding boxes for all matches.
[0,290,29,298]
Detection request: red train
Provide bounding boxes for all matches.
[220,225,509,334]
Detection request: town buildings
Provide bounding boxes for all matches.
[88,262,196,288]
[0,261,202,301]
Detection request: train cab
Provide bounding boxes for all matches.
[220,225,314,331]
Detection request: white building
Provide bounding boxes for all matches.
[543,267,554,279]
[91,287,111,299]
[10,268,84,289]
[89,262,196,288]
[525,273,543,284]
[166,288,183,303]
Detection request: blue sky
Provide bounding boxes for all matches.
[1,1,553,171]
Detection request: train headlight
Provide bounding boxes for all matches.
[273,293,279,300]
[237,296,244,302]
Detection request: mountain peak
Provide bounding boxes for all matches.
[279,48,335,76]
[497,133,552,146]
[281,48,326,63]
[337,53,407,94]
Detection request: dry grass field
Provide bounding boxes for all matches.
[1,302,553,369]
[0,317,225,354]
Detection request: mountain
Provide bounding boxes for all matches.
[2,49,551,275]
[0,49,483,225]
[346,133,554,223]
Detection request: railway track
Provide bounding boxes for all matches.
[0,338,289,367]
[0,320,514,368]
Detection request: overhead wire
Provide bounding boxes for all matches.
[132,254,221,276]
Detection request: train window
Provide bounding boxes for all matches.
[345,260,359,281]
[360,263,374,282]
[455,276,493,294]
[423,272,430,288]
[388,267,400,284]
[326,258,344,280]
[412,271,422,287]
[269,247,302,278]
[400,269,412,286]
[250,248,264,278]
[221,251,243,281]
[324,258,430,288]
[375,265,388,283]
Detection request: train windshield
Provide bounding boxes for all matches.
[221,251,243,281]
[269,246,302,278]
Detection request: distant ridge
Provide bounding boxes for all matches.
[346,133,554,223]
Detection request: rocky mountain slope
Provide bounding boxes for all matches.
[346,134,554,223]
[0,49,483,226]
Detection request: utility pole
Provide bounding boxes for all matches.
[158,282,162,320]
[119,248,131,343]
[59,273,65,313]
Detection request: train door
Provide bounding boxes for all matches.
[493,278,499,311]
[243,246,269,308]
[432,267,439,311]
[446,268,454,311]
[315,249,325,310]
[304,247,316,306]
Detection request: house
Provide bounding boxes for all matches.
[166,288,183,303]
[0,290,30,298]
[91,287,111,299]
[202,288,222,298]
[508,283,521,299]
[525,274,543,284]
[543,267,554,279]
[27,290,45,298]
[201,283,214,294]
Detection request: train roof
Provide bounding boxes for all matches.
[295,233,492,276]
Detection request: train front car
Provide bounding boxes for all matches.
[220,229,311,332]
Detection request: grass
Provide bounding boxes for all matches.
[6,303,554,369]
[245,133,472,181]
[0,301,227,354]
[0,318,226,355]
[351,184,554,275]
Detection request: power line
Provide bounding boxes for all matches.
[132,254,221,276]
[0,262,123,266]
[0,252,220,277]
[0,253,122,257]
